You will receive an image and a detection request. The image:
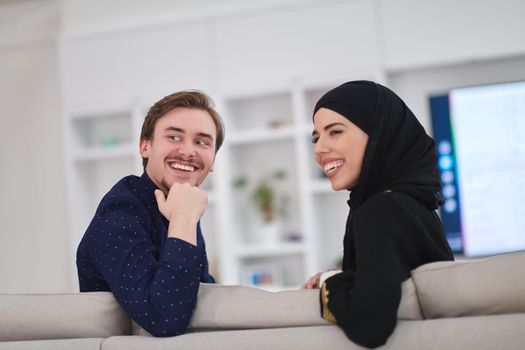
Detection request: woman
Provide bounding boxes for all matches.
[304,81,453,348]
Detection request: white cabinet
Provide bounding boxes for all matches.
[219,91,307,289]
[211,83,354,290]
[64,101,143,254]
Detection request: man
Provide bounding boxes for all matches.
[77,90,224,337]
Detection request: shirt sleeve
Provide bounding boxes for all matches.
[323,198,408,348]
[196,223,215,284]
[85,195,205,337]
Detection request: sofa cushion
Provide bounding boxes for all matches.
[105,326,354,350]
[0,338,104,350]
[0,292,131,341]
[397,277,423,320]
[106,314,525,350]
[185,280,421,333]
[388,313,525,350]
[411,251,525,319]
[188,284,329,330]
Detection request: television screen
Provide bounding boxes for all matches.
[429,81,525,257]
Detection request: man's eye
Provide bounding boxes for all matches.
[168,135,181,141]
[196,139,210,146]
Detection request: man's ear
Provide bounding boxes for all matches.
[139,138,150,158]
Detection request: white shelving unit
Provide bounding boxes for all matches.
[64,101,143,261]
[210,83,355,290]
[63,80,371,291]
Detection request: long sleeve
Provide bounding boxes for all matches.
[198,230,215,284]
[323,218,404,348]
[77,175,214,337]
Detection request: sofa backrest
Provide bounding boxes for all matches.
[185,280,423,333]
[0,292,131,341]
[411,250,525,319]
[188,284,328,331]
[5,251,524,340]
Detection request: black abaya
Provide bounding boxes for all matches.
[314,81,453,348]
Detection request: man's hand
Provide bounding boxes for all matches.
[155,183,208,245]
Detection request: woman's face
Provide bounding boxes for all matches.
[312,108,369,191]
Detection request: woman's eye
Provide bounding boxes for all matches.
[329,129,342,136]
[311,137,319,144]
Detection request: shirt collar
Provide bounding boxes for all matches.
[140,172,159,205]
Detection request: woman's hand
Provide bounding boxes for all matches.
[301,272,322,289]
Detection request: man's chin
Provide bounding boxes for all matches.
[164,177,199,188]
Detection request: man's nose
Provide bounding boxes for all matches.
[177,141,197,157]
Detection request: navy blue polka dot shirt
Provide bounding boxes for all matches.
[77,172,215,337]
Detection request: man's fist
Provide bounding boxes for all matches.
[155,183,208,245]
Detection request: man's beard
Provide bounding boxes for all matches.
[160,174,202,193]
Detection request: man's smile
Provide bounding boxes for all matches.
[170,162,196,172]
[166,157,202,174]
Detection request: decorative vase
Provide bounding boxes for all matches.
[256,220,282,245]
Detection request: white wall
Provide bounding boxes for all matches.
[59,0,525,102]
[0,0,72,293]
[60,0,315,37]
[211,0,381,91]
[380,0,525,70]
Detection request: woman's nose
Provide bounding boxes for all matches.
[314,137,329,156]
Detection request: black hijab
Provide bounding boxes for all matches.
[314,80,442,211]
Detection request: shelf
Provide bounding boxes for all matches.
[72,143,136,162]
[225,92,292,135]
[235,241,305,258]
[228,127,295,145]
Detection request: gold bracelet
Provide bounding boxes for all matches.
[321,282,337,324]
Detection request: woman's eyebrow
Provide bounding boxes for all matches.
[312,122,347,137]
[323,122,346,130]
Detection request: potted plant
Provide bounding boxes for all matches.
[233,169,289,243]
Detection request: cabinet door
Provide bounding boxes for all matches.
[60,22,211,104]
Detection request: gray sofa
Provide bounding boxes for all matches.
[1,251,525,350]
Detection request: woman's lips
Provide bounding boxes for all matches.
[323,160,344,177]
